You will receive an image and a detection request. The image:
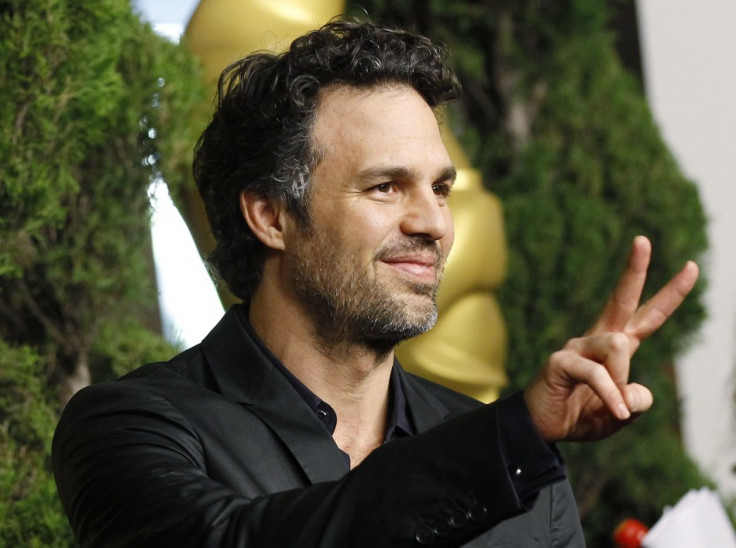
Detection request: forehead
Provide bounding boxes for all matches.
[310,84,449,170]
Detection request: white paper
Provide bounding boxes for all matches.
[642,488,736,548]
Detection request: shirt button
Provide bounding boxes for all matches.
[414,527,435,545]
[515,467,523,476]
[316,409,328,420]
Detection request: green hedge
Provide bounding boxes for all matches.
[0,0,205,542]
[0,342,70,546]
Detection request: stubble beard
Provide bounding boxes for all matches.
[288,227,443,355]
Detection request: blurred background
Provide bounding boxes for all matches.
[2,0,734,545]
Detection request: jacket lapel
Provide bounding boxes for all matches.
[201,306,350,483]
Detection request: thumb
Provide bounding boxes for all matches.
[622,383,653,415]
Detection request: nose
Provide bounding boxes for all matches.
[400,186,453,242]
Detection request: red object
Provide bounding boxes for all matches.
[613,518,649,548]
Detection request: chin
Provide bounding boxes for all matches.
[386,308,438,341]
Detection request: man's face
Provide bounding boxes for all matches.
[284,84,455,351]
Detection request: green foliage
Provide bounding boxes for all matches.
[355,0,708,544]
[0,0,206,541]
[0,340,72,546]
[0,0,204,382]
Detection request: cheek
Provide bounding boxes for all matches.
[315,203,409,257]
[320,216,383,258]
[349,208,396,244]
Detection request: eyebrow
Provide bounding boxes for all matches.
[357,165,457,184]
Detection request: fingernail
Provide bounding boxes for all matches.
[617,403,631,420]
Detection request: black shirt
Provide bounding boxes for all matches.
[239,309,414,466]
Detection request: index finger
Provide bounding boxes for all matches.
[590,236,651,334]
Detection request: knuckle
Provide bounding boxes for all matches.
[549,350,572,368]
[607,332,629,353]
[563,337,583,351]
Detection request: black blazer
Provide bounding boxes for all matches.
[53,307,584,547]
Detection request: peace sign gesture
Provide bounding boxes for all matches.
[523,236,699,442]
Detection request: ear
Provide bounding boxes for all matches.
[239,191,287,251]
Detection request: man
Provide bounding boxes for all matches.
[52,20,699,546]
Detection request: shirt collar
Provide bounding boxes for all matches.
[238,307,415,442]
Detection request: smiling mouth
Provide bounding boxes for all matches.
[378,251,443,285]
[375,241,444,283]
[382,257,435,276]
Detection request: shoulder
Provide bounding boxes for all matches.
[119,344,212,386]
[55,345,216,446]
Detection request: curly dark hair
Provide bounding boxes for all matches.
[193,19,461,301]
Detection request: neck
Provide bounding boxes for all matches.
[249,284,395,467]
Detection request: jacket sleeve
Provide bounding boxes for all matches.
[52,382,567,547]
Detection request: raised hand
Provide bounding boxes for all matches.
[523,236,699,442]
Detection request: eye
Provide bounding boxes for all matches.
[373,182,396,194]
[432,182,451,198]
